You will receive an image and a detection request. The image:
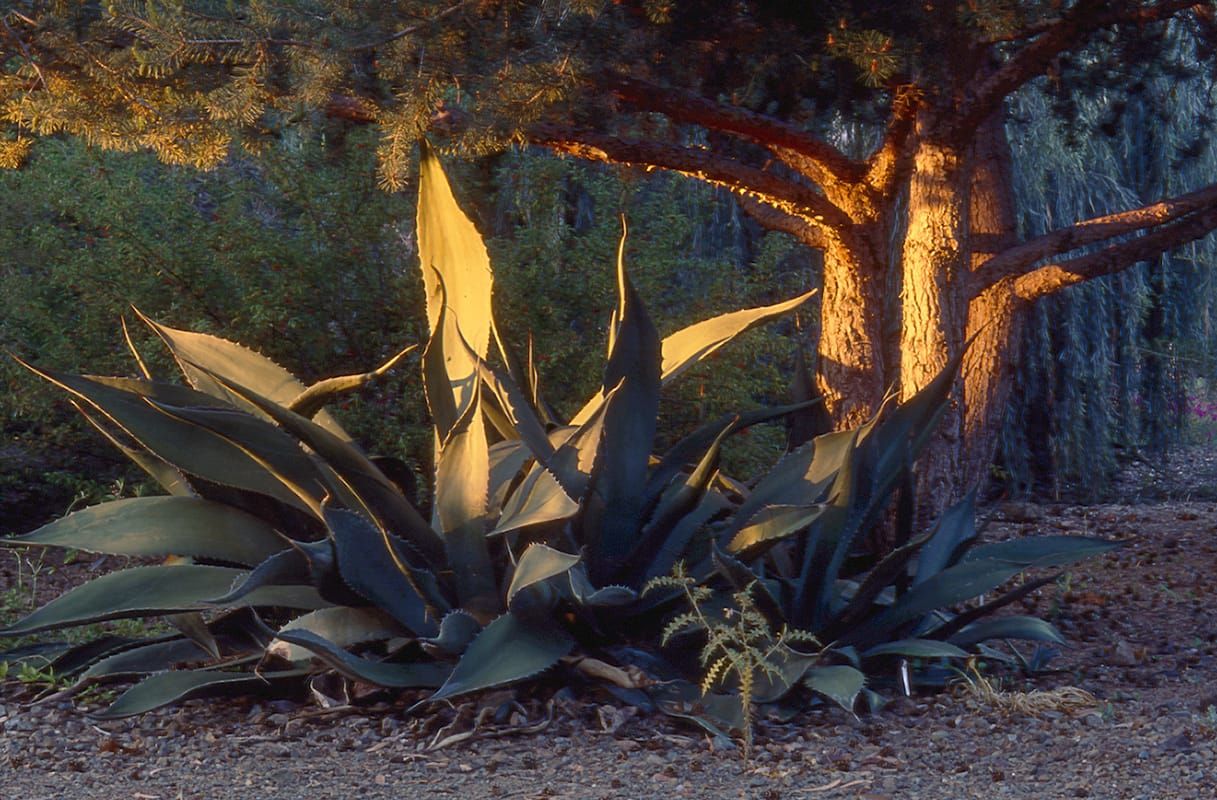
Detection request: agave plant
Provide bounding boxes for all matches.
[645,357,1121,720]
[0,144,820,718]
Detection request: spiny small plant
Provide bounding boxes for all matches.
[645,563,818,759]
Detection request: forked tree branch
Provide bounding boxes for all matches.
[1011,204,1217,302]
[530,123,853,231]
[600,74,866,185]
[975,181,1217,292]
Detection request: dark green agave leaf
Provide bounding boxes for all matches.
[273,628,450,689]
[960,536,1120,568]
[420,610,482,657]
[506,544,581,607]
[804,665,866,714]
[94,667,311,719]
[947,616,1066,649]
[326,508,445,637]
[1,566,327,636]
[3,496,287,566]
[79,638,216,682]
[426,612,574,703]
[914,490,978,584]
[861,639,970,659]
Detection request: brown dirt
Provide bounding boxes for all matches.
[2,450,1217,799]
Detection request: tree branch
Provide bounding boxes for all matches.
[600,74,866,185]
[976,181,1217,291]
[735,194,824,248]
[1012,204,1217,302]
[864,84,920,199]
[530,123,853,231]
[949,0,1201,143]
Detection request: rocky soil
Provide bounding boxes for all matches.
[2,452,1217,799]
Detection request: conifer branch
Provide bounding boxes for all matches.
[864,84,920,200]
[976,181,1217,293]
[950,0,1201,143]
[600,74,866,185]
[530,123,853,232]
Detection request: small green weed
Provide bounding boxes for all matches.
[645,563,817,760]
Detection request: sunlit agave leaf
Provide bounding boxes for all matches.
[432,380,496,617]
[490,467,579,539]
[506,544,581,607]
[133,308,351,441]
[417,141,493,423]
[270,607,404,664]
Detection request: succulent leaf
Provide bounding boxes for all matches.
[2,496,287,566]
[133,308,350,440]
[427,612,574,703]
[506,544,581,607]
[94,668,311,719]
[1,565,327,636]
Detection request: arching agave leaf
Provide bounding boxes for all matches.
[491,467,579,539]
[93,667,311,719]
[79,639,216,682]
[3,496,287,567]
[840,559,1025,649]
[947,616,1065,648]
[659,289,817,383]
[420,610,482,658]
[272,628,450,688]
[960,536,1120,568]
[19,362,326,516]
[727,503,830,557]
[182,363,443,567]
[566,565,638,607]
[804,665,865,714]
[270,607,404,664]
[506,545,581,607]
[425,612,574,703]
[133,308,351,441]
[914,489,979,584]
[861,639,970,659]
[326,508,445,637]
[1,565,327,636]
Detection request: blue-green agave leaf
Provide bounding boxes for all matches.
[326,508,445,637]
[3,496,287,567]
[426,612,574,703]
[1,565,327,636]
[272,629,450,688]
[804,665,865,714]
[947,616,1066,649]
[506,544,581,607]
[915,489,979,584]
[861,639,970,659]
[960,536,1121,568]
[420,610,483,657]
[93,668,310,719]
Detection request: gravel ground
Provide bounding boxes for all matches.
[3,477,1217,798]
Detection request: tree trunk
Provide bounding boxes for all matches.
[899,133,968,525]
[962,114,1023,489]
[815,232,887,429]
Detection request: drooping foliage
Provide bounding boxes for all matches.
[1000,21,1217,498]
[1,150,1112,736]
